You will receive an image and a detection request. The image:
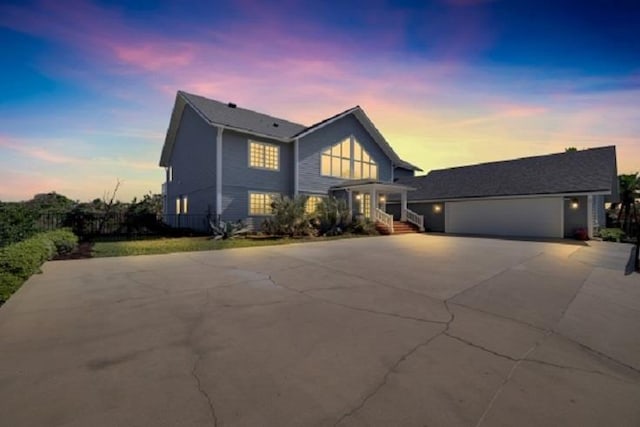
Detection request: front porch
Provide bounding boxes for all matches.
[330,181,424,234]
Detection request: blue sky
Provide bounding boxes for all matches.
[1,0,638,201]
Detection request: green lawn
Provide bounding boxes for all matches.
[92,235,368,257]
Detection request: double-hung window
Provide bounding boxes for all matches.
[249,141,279,170]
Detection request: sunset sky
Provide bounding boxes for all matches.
[1,0,639,202]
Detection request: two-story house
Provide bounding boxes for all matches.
[159,91,423,232]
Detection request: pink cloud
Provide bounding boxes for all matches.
[0,135,81,164]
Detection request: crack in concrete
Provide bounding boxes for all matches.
[444,332,638,383]
[551,331,640,376]
[186,290,219,427]
[474,331,552,427]
[191,353,218,427]
[443,332,518,361]
[333,304,456,426]
[267,275,449,325]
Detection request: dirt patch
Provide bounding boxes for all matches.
[53,241,94,260]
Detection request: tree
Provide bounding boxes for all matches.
[565,147,578,152]
[617,173,639,234]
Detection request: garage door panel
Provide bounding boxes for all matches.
[445,198,562,238]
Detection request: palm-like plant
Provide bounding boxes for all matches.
[261,195,313,237]
[617,173,639,234]
[313,197,350,236]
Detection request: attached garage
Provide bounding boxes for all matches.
[445,197,563,238]
[391,146,619,239]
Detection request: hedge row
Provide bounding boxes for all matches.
[0,229,78,305]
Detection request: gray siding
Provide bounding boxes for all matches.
[394,167,415,180]
[387,202,445,232]
[221,130,293,222]
[563,196,588,237]
[164,105,217,220]
[298,114,393,193]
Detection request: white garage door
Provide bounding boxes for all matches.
[445,197,562,238]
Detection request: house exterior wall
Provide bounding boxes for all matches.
[298,115,393,194]
[163,105,217,223]
[445,197,563,238]
[386,202,445,232]
[563,196,588,238]
[393,167,415,179]
[221,129,293,222]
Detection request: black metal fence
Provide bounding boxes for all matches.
[35,212,211,239]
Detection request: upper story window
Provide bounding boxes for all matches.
[249,141,279,170]
[321,136,378,180]
[166,166,173,182]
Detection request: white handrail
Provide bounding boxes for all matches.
[374,208,394,233]
[404,208,424,231]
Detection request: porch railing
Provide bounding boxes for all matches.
[374,208,394,233]
[404,208,425,231]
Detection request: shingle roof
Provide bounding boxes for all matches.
[161,91,421,170]
[397,146,617,201]
[181,91,306,139]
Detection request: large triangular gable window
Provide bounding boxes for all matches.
[321,136,378,180]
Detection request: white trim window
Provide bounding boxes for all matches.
[249,191,278,216]
[321,136,378,180]
[249,140,279,170]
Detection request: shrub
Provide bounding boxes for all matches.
[347,216,379,235]
[43,228,78,255]
[261,195,314,237]
[597,228,625,242]
[0,230,78,305]
[312,197,350,236]
[0,202,39,247]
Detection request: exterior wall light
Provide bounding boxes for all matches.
[355,194,362,200]
[379,196,386,202]
[433,204,442,213]
[570,198,579,209]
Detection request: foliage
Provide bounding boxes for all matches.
[564,147,578,152]
[261,195,314,237]
[0,202,40,247]
[597,228,625,242]
[44,229,79,255]
[347,216,379,235]
[0,229,77,304]
[25,192,76,214]
[617,173,639,235]
[313,197,351,236]
[210,219,250,240]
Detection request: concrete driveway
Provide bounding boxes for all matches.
[0,235,639,427]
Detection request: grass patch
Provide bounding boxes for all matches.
[92,234,368,257]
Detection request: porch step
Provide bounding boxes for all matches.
[376,221,421,235]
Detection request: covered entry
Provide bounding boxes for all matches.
[331,181,424,233]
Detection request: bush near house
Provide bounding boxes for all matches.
[597,228,626,242]
[0,229,78,305]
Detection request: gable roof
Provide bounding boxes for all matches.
[396,146,618,201]
[160,91,421,170]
